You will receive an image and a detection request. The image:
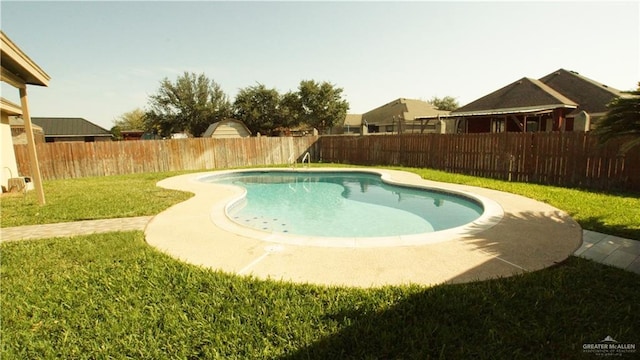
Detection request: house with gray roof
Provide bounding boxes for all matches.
[31,117,112,142]
[538,69,627,121]
[333,114,363,135]
[334,98,449,135]
[422,69,627,134]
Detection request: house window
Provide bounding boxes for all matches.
[385,125,394,132]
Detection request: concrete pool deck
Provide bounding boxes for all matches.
[142,168,583,287]
[2,169,639,284]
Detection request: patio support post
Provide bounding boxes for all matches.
[19,86,45,205]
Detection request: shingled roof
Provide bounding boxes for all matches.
[31,117,112,138]
[539,69,626,116]
[452,77,578,116]
[343,114,363,127]
[363,98,449,125]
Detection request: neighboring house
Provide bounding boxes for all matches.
[202,119,251,138]
[335,98,449,135]
[31,117,112,142]
[332,114,363,135]
[427,69,626,134]
[10,117,45,144]
[363,98,449,134]
[0,31,50,198]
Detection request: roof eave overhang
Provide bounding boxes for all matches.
[450,105,578,118]
[415,105,578,120]
[1,31,51,87]
[0,97,23,115]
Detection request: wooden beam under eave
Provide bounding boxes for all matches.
[509,115,524,132]
[19,87,45,205]
[1,67,27,89]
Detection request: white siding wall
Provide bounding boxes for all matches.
[1,115,19,190]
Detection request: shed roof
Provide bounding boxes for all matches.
[202,119,251,137]
[452,77,578,116]
[31,117,112,137]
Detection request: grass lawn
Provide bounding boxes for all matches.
[0,172,192,227]
[2,232,639,359]
[1,166,639,358]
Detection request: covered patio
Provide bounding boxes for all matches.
[1,31,50,203]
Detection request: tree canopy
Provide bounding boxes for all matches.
[233,80,348,135]
[593,83,640,153]
[144,72,231,137]
[297,80,349,133]
[141,71,349,137]
[111,108,146,140]
[113,108,145,128]
[429,96,459,111]
[233,84,288,135]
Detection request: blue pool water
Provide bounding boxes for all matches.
[202,171,483,238]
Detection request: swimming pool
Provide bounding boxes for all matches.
[148,168,580,285]
[200,170,496,241]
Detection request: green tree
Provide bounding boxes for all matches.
[233,84,283,135]
[279,91,302,130]
[111,108,147,140]
[593,84,640,153]
[114,108,146,130]
[429,96,459,111]
[297,80,349,134]
[144,72,231,137]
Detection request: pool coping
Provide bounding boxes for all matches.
[145,167,583,288]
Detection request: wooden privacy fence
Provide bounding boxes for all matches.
[12,133,639,191]
[319,132,640,191]
[14,136,319,180]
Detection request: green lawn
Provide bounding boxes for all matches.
[2,232,638,359]
[0,171,192,228]
[1,166,639,358]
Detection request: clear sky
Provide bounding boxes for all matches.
[2,1,638,130]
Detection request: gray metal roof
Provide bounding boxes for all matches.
[31,117,112,137]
